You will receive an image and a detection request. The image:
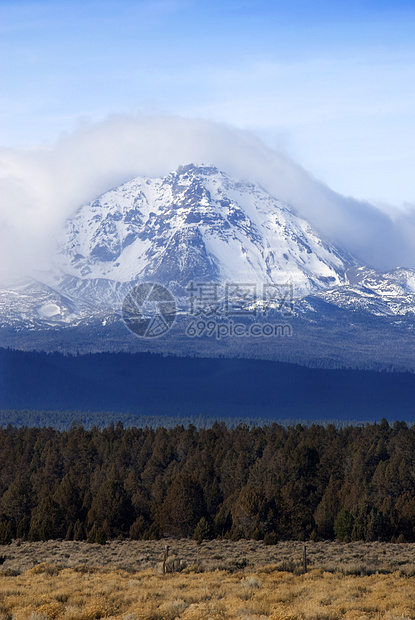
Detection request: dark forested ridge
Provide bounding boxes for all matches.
[1,347,415,422]
[0,421,415,545]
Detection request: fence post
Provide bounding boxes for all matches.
[303,544,307,573]
[162,544,169,575]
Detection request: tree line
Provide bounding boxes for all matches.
[0,409,362,433]
[0,419,414,545]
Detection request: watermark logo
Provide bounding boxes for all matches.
[186,282,293,317]
[185,319,292,339]
[122,281,293,339]
[122,283,176,338]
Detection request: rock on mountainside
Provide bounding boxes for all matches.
[1,164,415,350]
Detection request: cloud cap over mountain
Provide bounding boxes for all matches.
[0,115,413,281]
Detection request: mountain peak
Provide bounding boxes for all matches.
[175,163,219,177]
[53,165,352,294]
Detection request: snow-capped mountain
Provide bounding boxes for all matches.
[1,163,415,343]
[55,163,353,295]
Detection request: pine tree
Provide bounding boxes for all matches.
[0,518,12,545]
[334,509,354,541]
[156,474,206,537]
[28,496,66,541]
[193,517,211,544]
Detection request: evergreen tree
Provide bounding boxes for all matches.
[28,497,66,541]
[156,474,206,537]
[334,509,354,541]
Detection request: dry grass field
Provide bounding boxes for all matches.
[1,540,415,619]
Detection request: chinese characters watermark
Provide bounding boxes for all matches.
[122,281,293,339]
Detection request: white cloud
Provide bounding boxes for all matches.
[0,114,412,281]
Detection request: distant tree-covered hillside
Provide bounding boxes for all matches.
[0,420,414,545]
[1,347,415,422]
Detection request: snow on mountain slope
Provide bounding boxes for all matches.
[0,278,81,329]
[2,164,415,337]
[54,164,353,297]
[314,266,415,316]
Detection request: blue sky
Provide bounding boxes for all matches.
[1,0,415,205]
